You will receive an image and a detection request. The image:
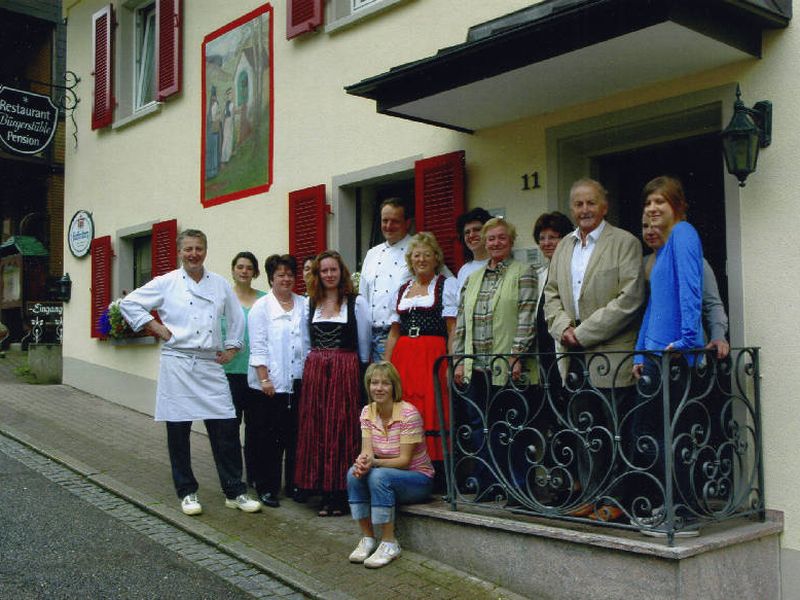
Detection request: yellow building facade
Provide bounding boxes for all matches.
[62,0,798,593]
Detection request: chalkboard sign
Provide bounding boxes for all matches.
[25,301,63,344]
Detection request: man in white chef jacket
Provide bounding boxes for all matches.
[358,197,413,362]
[120,229,261,516]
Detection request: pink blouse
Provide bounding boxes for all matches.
[360,401,435,478]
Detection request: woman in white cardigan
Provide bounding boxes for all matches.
[248,254,310,507]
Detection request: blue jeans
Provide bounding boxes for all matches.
[347,466,433,525]
[166,419,246,500]
[371,327,389,363]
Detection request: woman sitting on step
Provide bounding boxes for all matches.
[347,361,434,568]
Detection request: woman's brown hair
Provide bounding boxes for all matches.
[306,250,354,306]
[641,175,688,221]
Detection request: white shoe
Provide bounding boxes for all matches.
[349,536,377,563]
[224,494,262,513]
[364,541,401,568]
[181,493,202,516]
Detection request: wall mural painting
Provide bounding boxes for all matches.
[201,4,273,207]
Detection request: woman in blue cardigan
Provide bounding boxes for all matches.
[631,175,704,537]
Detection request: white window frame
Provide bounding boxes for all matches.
[112,0,163,129]
[325,0,409,33]
[133,1,157,112]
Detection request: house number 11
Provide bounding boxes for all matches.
[521,171,541,190]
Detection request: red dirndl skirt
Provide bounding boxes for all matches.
[390,335,449,462]
[293,348,362,493]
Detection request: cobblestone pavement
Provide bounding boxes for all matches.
[0,433,305,599]
[0,352,527,600]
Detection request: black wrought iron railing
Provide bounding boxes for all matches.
[434,348,763,545]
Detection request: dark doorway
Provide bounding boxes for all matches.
[593,133,727,308]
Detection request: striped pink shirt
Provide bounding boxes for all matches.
[360,401,435,478]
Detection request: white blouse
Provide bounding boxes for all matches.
[247,292,310,393]
[389,274,459,322]
[456,259,489,301]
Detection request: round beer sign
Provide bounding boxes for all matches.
[68,210,94,258]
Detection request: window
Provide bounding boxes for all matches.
[325,0,408,33]
[132,234,152,288]
[351,0,381,11]
[116,219,176,295]
[91,0,181,129]
[134,2,157,110]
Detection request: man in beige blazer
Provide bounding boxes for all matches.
[544,178,645,389]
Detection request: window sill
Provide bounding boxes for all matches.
[325,0,407,34]
[112,102,162,130]
[108,336,158,346]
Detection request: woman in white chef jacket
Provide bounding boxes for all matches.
[119,229,262,516]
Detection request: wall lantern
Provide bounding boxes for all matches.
[721,85,772,187]
[56,273,72,302]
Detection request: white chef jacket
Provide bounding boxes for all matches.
[119,267,244,421]
[247,292,310,393]
[359,235,413,329]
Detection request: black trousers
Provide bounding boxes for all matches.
[166,419,246,500]
[260,381,301,495]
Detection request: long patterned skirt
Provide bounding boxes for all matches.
[390,335,449,462]
[293,348,361,493]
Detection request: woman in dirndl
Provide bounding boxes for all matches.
[293,250,371,516]
[384,232,457,477]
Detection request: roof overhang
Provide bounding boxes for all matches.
[346,0,791,133]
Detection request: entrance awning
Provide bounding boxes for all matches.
[345,0,791,133]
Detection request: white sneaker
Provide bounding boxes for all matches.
[224,494,262,513]
[349,536,377,563]
[363,541,401,568]
[181,493,202,516]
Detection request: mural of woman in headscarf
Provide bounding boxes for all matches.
[221,87,235,165]
[205,86,221,179]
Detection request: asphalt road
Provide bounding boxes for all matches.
[0,447,260,599]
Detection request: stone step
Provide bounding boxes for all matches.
[397,501,782,600]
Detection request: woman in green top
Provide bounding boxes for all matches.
[222,251,267,492]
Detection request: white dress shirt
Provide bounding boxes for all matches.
[570,220,606,320]
[247,292,310,393]
[456,259,489,302]
[359,235,413,329]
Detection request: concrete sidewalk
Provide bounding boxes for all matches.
[0,352,526,600]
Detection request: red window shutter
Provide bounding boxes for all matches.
[91,5,114,130]
[151,219,178,278]
[415,151,466,273]
[286,0,323,40]
[289,184,327,294]
[91,236,113,338]
[156,0,182,101]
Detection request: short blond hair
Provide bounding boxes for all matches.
[404,232,445,274]
[481,217,517,245]
[364,361,403,403]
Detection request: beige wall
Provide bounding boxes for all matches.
[64,0,800,553]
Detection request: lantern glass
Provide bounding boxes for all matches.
[722,109,760,186]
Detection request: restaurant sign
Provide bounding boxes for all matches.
[0,86,59,155]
